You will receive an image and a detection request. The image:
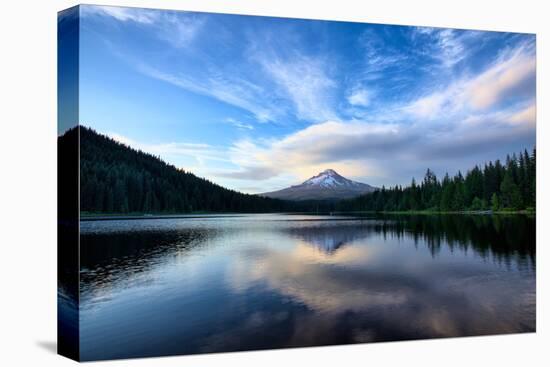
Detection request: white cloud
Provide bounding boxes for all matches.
[403,81,467,119]
[347,88,371,107]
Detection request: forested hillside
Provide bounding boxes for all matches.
[74,126,295,214]
[337,149,536,212]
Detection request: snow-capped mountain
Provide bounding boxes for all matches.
[260,169,377,201]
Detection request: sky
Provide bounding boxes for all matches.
[71,5,536,193]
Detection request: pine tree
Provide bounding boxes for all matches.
[491,193,500,212]
[500,171,522,210]
[471,197,483,211]
[440,182,454,212]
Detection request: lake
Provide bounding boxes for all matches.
[78,213,535,361]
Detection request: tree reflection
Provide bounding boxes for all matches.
[281,215,535,269]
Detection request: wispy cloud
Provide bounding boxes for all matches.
[137,63,282,122]
[81,5,159,24]
[345,28,413,115]
[508,104,536,127]
[436,29,468,68]
[81,5,205,48]
[224,118,254,130]
[424,28,466,68]
[402,81,466,119]
[466,42,536,110]
[358,28,409,79]
[412,27,485,70]
[401,41,535,120]
[155,12,205,48]
[254,52,339,122]
[105,131,231,171]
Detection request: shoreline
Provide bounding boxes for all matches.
[80,209,535,221]
[79,213,249,221]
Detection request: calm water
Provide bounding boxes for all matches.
[78,214,535,361]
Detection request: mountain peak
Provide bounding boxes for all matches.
[321,168,337,175]
[260,169,378,201]
[302,169,350,187]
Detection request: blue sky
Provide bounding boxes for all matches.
[73,5,536,193]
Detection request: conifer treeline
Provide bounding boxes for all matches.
[76,126,298,214]
[337,149,536,212]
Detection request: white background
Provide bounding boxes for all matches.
[0,0,547,365]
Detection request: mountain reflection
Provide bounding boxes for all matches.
[282,222,380,254]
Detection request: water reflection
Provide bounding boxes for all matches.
[283,221,382,253]
[79,214,535,360]
[79,228,217,305]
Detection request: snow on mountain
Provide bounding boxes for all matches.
[303,169,364,188]
[260,169,377,201]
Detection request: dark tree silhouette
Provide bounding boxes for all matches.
[337,149,536,212]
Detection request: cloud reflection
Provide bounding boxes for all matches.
[225,218,535,343]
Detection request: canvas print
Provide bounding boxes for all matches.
[58,4,536,362]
